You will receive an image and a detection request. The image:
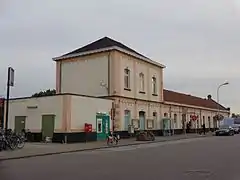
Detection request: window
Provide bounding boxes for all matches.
[153,112,157,128]
[124,68,130,89]
[97,119,102,133]
[164,113,168,117]
[152,76,157,95]
[174,114,177,123]
[208,116,211,128]
[139,73,144,92]
[124,110,131,130]
[147,120,154,129]
[132,119,139,128]
[173,114,177,128]
[153,112,157,120]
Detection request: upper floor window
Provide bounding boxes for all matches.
[124,68,130,89]
[152,76,157,95]
[153,112,157,120]
[174,114,177,121]
[139,73,144,92]
[202,116,205,124]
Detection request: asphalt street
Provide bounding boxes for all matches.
[1,135,240,180]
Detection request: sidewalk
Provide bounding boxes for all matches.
[0,133,211,161]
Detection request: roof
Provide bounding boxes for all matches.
[163,89,229,111]
[53,37,166,68]
[61,36,148,59]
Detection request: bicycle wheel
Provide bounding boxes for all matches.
[107,138,113,146]
[8,138,17,150]
[17,137,25,149]
[113,137,118,145]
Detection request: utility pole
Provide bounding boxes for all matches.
[5,67,14,130]
[111,102,116,132]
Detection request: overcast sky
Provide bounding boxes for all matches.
[1,0,239,112]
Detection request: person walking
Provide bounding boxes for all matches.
[202,123,206,135]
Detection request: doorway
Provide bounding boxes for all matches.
[208,116,211,130]
[139,111,145,130]
[15,116,26,134]
[41,115,55,140]
[124,110,131,130]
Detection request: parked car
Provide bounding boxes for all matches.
[232,124,240,134]
[215,125,234,136]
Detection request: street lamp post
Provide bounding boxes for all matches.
[216,82,229,128]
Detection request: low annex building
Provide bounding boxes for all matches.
[4,36,230,142]
[162,90,230,133]
[6,94,113,142]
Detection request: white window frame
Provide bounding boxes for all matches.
[124,68,130,89]
[97,119,102,133]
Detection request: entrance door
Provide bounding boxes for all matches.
[139,111,145,130]
[15,116,26,134]
[41,115,55,140]
[96,113,110,140]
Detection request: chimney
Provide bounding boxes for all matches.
[207,95,212,100]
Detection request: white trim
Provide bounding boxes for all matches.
[163,101,229,113]
[52,46,166,68]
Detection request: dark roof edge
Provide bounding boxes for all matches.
[99,95,229,112]
[7,93,114,101]
[52,46,166,68]
[163,89,229,111]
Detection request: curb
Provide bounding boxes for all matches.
[0,135,211,161]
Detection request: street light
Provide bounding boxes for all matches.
[217,81,229,124]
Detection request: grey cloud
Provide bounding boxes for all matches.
[0,0,240,112]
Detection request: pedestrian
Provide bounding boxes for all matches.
[202,123,206,135]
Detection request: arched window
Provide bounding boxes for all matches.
[124,68,130,89]
[174,114,177,120]
[152,76,157,94]
[139,73,144,92]
[164,113,168,117]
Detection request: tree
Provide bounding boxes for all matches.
[231,113,240,118]
[32,89,56,97]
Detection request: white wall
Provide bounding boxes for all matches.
[70,95,113,131]
[61,55,109,96]
[7,96,63,132]
[115,52,163,102]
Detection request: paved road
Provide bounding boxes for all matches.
[1,135,240,180]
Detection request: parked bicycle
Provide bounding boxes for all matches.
[107,132,120,146]
[0,129,25,151]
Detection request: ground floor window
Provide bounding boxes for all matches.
[147,119,154,129]
[132,119,139,129]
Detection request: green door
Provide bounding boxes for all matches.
[41,115,55,140]
[96,113,110,140]
[15,116,26,134]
